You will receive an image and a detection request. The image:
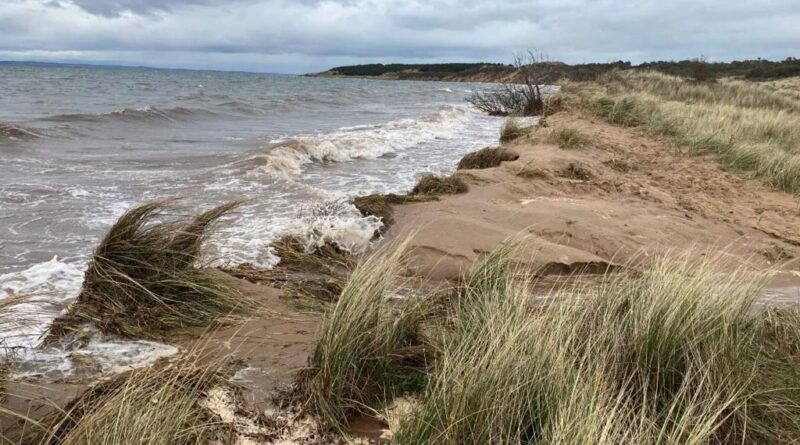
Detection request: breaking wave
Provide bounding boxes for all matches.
[0,122,41,141]
[238,105,478,176]
[40,106,217,123]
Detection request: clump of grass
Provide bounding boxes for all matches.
[41,353,231,445]
[457,147,519,170]
[47,201,252,341]
[303,242,429,431]
[591,96,645,127]
[499,118,525,143]
[395,249,800,444]
[410,174,468,196]
[550,125,590,149]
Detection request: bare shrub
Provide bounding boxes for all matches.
[467,51,557,116]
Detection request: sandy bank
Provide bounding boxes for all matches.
[384,110,800,287]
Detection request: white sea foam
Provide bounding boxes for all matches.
[12,338,179,382]
[247,105,479,177]
[0,256,85,349]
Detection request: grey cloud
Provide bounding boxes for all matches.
[1,0,798,73]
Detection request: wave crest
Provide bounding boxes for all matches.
[239,106,474,176]
[1,122,41,141]
[41,106,217,124]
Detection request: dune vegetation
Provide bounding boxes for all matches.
[35,351,231,445]
[500,118,525,143]
[549,125,590,149]
[46,201,254,341]
[301,242,800,443]
[571,71,800,192]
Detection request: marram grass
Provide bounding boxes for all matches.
[304,242,800,443]
[302,241,430,431]
[577,70,800,193]
[40,351,229,445]
[394,249,800,444]
[47,200,254,341]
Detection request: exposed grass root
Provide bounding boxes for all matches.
[301,242,432,431]
[352,193,432,233]
[457,147,519,170]
[222,235,357,311]
[40,354,243,445]
[393,248,800,444]
[46,201,253,342]
[410,174,468,196]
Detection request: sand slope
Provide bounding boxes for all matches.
[388,111,800,283]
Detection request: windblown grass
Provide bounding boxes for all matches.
[47,201,253,341]
[411,174,468,196]
[579,71,800,192]
[303,242,430,431]
[389,246,800,444]
[457,147,519,170]
[40,353,230,445]
[500,118,525,143]
[549,125,590,149]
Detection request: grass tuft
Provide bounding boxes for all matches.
[457,147,519,170]
[500,118,526,143]
[394,249,800,444]
[303,242,429,431]
[550,125,590,149]
[47,201,252,341]
[41,353,231,445]
[411,174,468,196]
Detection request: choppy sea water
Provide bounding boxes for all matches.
[0,63,502,377]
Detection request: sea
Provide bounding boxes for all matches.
[0,63,503,378]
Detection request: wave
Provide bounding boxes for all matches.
[0,122,41,141]
[40,106,217,124]
[237,105,476,176]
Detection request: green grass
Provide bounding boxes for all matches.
[303,242,430,431]
[393,248,800,444]
[578,71,800,193]
[300,241,800,443]
[46,201,253,341]
[40,352,230,445]
[550,125,590,149]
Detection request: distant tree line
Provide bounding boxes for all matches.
[325,57,800,82]
[327,63,508,77]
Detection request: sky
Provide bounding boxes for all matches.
[0,0,798,74]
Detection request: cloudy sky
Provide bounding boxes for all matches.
[1,0,798,73]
